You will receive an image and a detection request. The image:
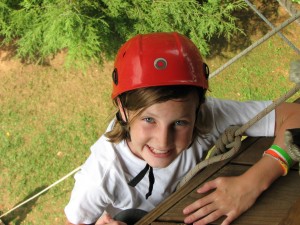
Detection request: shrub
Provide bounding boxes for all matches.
[0,0,246,69]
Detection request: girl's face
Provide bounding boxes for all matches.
[125,93,198,168]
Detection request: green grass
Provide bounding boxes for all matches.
[1,10,300,225]
[0,64,115,224]
[206,28,300,102]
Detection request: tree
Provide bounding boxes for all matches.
[0,0,246,69]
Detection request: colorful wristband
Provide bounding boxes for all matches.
[264,149,286,164]
[263,152,289,176]
[269,144,293,168]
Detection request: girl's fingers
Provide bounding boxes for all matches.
[184,202,218,224]
[197,178,219,193]
[183,193,214,215]
[192,209,224,225]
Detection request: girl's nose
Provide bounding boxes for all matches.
[155,125,174,150]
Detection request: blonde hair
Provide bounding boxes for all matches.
[105,86,212,143]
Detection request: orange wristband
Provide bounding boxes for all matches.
[263,151,288,176]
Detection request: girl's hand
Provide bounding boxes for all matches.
[183,176,259,225]
[183,145,286,225]
[95,213,127,225]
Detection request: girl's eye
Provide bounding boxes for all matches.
[175,120,188,126]
[143,117,154,123]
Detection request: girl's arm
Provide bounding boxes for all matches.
[183,102,300,225]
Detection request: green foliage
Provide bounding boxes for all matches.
[0,0,246,69]
[0,1,12,37]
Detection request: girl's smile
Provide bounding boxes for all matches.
[125,94,198,168]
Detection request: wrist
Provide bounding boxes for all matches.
[263,144,293,176]
[241,155,283,194]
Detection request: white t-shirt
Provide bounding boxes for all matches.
[64,97,275,224]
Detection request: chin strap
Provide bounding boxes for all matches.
[128,164,155,199]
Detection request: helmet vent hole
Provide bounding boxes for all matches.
[112,68,118,85]
[204,63,209,79]
[154,58,167,70]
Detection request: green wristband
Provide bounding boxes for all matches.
[270,144,293,168]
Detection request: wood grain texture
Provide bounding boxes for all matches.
[157,166,300,225]
[279,197,300,225]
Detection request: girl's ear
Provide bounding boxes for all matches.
[117,97,128,122]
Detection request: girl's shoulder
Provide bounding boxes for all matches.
[205,97,272,114]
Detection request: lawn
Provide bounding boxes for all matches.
[0,2,300,225]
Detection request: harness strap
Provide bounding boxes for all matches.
[128,164,155,199]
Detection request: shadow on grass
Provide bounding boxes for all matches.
[1,185,48,225]
[207,0,282,59]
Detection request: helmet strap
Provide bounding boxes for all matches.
[116,97,129,125]
[128,163,155,199]
[116,97,131,140]
[116,111,127,126]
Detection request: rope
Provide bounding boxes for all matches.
[0,166,81,219]
[277,0,300,25]
[209,11,300,79]
[285,130,300,161]
[285,128,300,176]
[177,60,300,189]
[244,0,300,55]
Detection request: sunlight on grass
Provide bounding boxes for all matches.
[1,13,300,225]
[208,31,300,102]
[0,62,115,224]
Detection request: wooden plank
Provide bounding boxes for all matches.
[157,165,300,225]
[232,171,300,225]
[156,165,300,225]
[135,137,259,225]
[279,197,300,225]
[231,137,273,165]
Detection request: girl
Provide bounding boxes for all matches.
[65,32,300,225]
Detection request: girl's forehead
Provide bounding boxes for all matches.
[140,97,198,115]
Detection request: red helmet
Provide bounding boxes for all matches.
[111,32,209,99]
